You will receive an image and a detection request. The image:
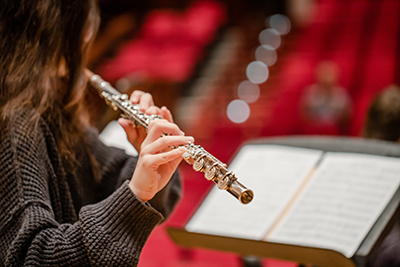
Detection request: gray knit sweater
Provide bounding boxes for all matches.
[0,111,181,266]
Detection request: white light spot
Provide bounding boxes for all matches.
[227,100,250,123]
[238,80,260,103]
[255,45,277,66]
[259,28,281,49]
[268,14,291,35]
[246,61,269,84]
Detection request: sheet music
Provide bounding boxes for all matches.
[269,152,400,258]
[185,145,323,240]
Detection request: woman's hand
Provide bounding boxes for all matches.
[118,90,173,152]
[128,119,194,202]
[117,90,191,202]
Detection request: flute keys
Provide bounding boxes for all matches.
[111,102,118,111]
[205,163,219,180]
[218,171,233,190]
[193,155,206,172]
[120,94,129,100]
[217,176,229,190]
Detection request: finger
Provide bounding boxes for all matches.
[145,120,184,143]
[138,92,154,111]
[118,118,147,150]
[130,91,155,110]
[142,146,186,169]
[161,106,173,123]
[118,118,137,133]
[118,118,138,140]
[168,154,185,170]
[130,90,145,104]
[145,106,162,116]
[141,135,194,155]
[85,69,94,80]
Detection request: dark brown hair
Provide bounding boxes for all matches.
[0,0,100,167]
[363,85,400,142]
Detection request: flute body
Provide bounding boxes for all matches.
[88,73,254,204]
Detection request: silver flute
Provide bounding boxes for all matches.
[88,72,254,204]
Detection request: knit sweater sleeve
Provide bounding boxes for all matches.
[0,116,163,266]
[85,128,182,220]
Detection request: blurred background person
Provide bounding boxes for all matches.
[299,61,352,135]
[363,85,400,142]
[363,85,400,267]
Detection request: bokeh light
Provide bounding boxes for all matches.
[268,14,291,35]
[227,100,250,123]
[237,80,260,103]
[259,28,281,49]
[255,44,277,66]
[246,61,269,84]
[115,77,131,92]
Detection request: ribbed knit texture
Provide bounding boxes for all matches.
[0,110,181,266]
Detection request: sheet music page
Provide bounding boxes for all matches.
[185,145,323,240]
[269,152,400,258]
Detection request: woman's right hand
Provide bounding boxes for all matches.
[128,119,194,202]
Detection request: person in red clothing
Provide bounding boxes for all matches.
[0,0,192,266]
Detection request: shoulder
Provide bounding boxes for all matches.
[0,109,56,229]
[0,108,59,177]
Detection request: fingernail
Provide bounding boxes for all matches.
[132,96,139,103]
[186,136,195,143]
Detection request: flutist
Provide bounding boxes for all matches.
[0,1,191,266]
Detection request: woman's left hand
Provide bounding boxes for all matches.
[118,90,174,152]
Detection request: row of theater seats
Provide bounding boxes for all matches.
[97,0,226,83]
